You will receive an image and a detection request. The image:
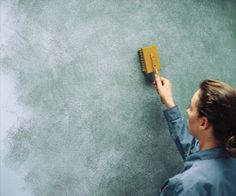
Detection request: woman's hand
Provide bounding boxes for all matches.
[153,76,175,109]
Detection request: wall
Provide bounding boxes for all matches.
[1,0,236,195]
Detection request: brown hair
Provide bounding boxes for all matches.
[197,79,236,157]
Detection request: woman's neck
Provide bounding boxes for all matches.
[199,139,223,151]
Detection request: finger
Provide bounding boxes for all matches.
[160,77,171,86]
[160,76,169,84]
[155,75,163,87]
[160,76,167,80]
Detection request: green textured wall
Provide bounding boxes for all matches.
[1,0,236,195]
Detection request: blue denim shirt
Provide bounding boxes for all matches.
[160,105,236,196]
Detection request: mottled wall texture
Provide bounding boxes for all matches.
[1,0,236,195]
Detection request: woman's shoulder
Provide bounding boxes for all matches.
[172,158,236,193]
[161,161,236,196]
[183,156,236,178]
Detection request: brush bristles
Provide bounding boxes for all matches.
[138,49,146,73]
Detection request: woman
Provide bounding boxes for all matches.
[153,76,236,196]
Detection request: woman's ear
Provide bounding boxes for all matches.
[200,117,211,130]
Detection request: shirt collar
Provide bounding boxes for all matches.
[186,147,230,162]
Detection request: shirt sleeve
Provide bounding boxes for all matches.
[160,178,202,196]
[160,178,184,196]
[163,105,199,161]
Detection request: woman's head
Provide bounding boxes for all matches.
[186,89,202,139]
[188,79,236,156]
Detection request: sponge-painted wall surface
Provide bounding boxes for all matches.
[1,0,236,195]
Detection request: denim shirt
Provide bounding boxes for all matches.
[159,105,236,196]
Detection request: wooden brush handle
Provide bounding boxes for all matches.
[154,69,164,104]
